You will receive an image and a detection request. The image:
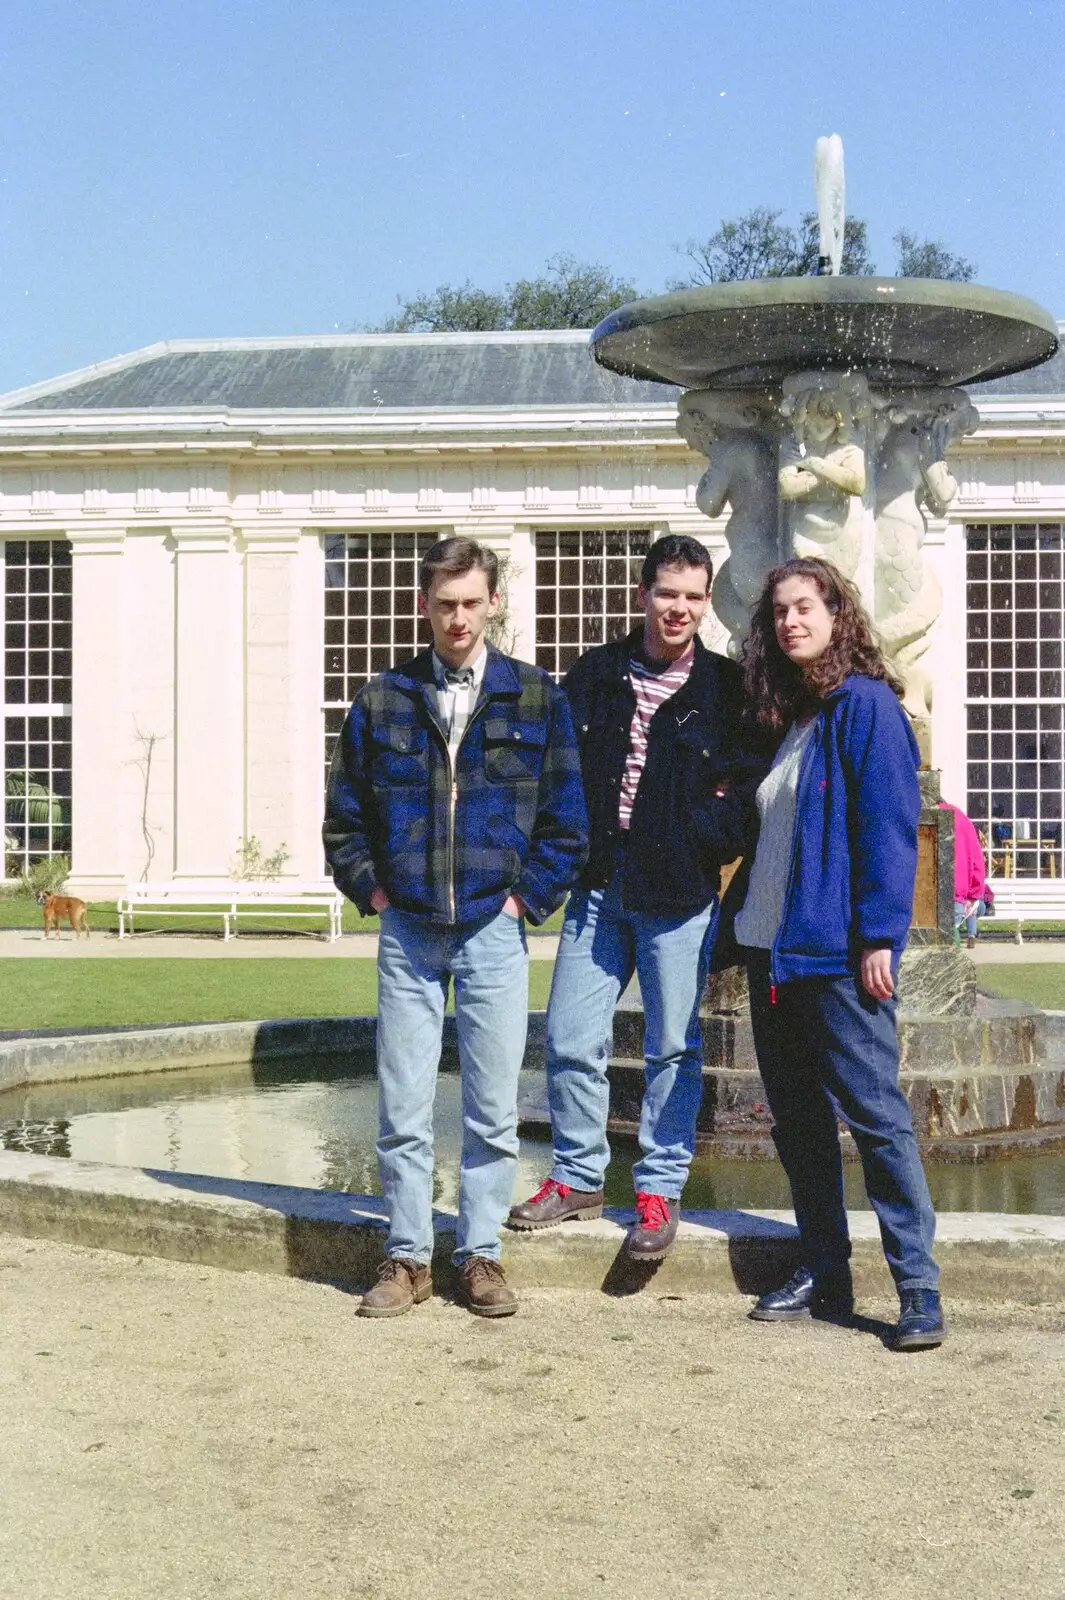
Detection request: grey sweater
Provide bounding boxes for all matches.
[734,720,815,951]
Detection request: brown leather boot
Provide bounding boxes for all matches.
[357,1256,433,1318]
[507,1177,605,1230]
[458,1256,518,1317]
[624,1192,679,1261]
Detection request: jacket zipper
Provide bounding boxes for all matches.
[445,741,457,925]
[444,698,490,925]
[768,714,824,1004]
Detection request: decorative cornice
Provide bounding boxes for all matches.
[1014,456,1041,504]
[0,408,682,453]
[471,459,496,512]
[311,465,336,514]
[258,465,284,514]
[577,456,602,511]
[135,468,160,514]
[82,466,107,515]
[631,461,655,510]
[363,467,388,513]
[30,469,54,515]
[417,462,443,512]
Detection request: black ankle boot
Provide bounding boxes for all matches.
[894,1288,946,1350]
[749,1267,854,1322]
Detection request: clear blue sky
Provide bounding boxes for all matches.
[1,0,1062,394]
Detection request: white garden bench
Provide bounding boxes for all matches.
[985,879,1065,944]
[116,880,344,941]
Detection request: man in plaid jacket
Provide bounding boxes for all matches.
[324,537,587,1318]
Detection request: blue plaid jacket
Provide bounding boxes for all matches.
[323,646,588,927]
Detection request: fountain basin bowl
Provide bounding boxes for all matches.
[590,277,1059,390]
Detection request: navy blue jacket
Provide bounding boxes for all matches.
[767,675,921,985]
[323,646,588,927]
[563,630,766,916]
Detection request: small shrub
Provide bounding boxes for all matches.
[230,836,290,881]
[16,855,71,897]
[485,551,521,655]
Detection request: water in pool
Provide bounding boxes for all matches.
[2,1056,1064,1215]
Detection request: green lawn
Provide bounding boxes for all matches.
[0,897,568,938]
[977,964,1065,1011]
[0,897,379,936]
[1,959,557,1031]
[2,951,1057,1033]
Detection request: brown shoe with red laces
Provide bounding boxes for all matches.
[357,1256,433,1318]
[507,1177,605,1231]
[624,1192,679,1261]
[458,1256,518,1317]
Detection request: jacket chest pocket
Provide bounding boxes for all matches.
[370,725,429,786]
[483,717,545,783]
[673,725,721,787]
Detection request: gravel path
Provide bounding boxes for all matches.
[2,1237,1063,1598]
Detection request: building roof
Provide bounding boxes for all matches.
[969,339,1065,395]
[0,333,680,414]
[0,325,1059,419]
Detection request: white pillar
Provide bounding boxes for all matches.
[930,517,967,802]
[505,523,536,665]
[172,521,243,877]
[240,525,316,876]
[68,526,127,896]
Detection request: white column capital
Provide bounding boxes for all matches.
[237,524,306,555]
[169,519,234,554]
[451,521,513,545]
[64,524,128,556]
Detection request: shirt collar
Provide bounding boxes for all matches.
[432,646,488,689]
[631,641,696,676]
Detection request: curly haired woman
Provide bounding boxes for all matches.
[735,556,945,1351]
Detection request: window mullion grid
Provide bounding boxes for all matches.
[965,523,1064,882]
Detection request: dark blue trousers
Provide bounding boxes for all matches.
[746,952,939,1292]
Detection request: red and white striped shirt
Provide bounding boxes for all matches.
[618,645,695,829]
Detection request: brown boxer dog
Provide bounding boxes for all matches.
[36,890,90,939]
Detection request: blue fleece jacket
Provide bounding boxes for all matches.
[768,675,921,985]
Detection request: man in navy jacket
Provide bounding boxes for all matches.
[325,537,587,1318]
[509,535,764,1258]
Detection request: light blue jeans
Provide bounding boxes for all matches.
[954,899,987,941]
[546,868,717,1198]
[376,905,529,1265]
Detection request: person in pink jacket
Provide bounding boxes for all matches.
[940,800,989,948]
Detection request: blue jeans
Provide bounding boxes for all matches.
[376,905,529,1265]
[746,951,939,1292]
[546,866,718,1198]
[954,899,986,940]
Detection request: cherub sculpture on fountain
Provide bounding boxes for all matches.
[777,371,871,580]
[873,387,978,717]
[676,389,780,654]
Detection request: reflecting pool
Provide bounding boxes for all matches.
[2,1058,1064,1215]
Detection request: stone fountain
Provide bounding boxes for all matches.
[567,139,1065,1160]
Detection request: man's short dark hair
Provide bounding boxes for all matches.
[640,535,714,591]
[419,536,499,598]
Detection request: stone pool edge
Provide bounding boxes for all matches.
[0,1014,551,1090]
[0,1150,1062,1302]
